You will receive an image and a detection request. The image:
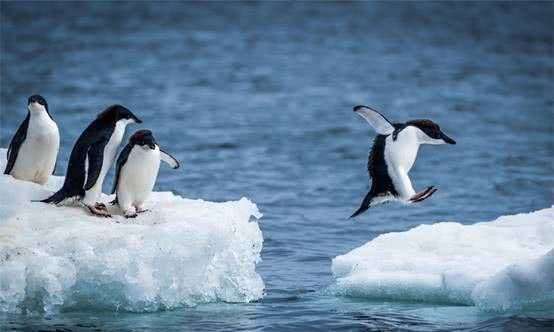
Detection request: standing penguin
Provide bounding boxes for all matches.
[111,130,179,218]
[41,105,141,217]
[350,105,456,218]
[4,95,60,185]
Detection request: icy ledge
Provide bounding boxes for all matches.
[0,149,264,314]
[332,208,554,312]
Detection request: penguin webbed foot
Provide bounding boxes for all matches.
[136,207,150,214]
[95,202,108,211]
[86,203,112,218]
[409,186,437,203]
[123,207,138,218]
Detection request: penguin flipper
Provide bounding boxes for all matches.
[353,105,395,135]
[4,114,30,175]
[160,149,179,169]
[111,143,133,194]
[84,141,107,191]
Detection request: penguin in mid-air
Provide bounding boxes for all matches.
[111,129,179,218]
[4,95,60,185]
[41,104,141,217]
[350,105,456,218]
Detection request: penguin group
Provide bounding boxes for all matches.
[4,95,179,218]
[4,95,455,220]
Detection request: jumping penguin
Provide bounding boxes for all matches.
[41,104,141,217]
[111,129,179,218]
[350,105,456,218]
[112,129,179,218]
[4,95,59,185]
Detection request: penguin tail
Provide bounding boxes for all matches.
[39,188,69,205]
[350,191,375,218]
[350,191,396,218]
[350,206,368,218]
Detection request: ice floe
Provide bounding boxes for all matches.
[332,208,554,311]
[0,149,264,313]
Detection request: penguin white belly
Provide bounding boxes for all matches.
[384,127,420,199]
[82,121,127,205]
[117,146,160,210]
[11,112,59,185]
[385,127,420,172]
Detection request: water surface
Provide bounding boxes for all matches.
[1,2,553,331]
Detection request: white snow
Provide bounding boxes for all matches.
[332,208,554,312]
[0,149,264,314]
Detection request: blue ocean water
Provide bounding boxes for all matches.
[1,1,553,331]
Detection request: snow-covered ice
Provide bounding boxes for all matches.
[332,208,554,311]
[0,149,264,313]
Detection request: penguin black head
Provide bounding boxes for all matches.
[97,104,142,124]
[130,129,157,150]
[27,94,48,112]
[407,119,456,145]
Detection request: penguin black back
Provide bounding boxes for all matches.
[350,134,397,218]
[41,105,139,204]
[367,135,397,197]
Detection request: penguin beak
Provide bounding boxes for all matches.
[134,115,143,124]
[440,132,456,145]
[148,143,156,150]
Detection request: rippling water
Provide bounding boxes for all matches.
[1,1,553,331]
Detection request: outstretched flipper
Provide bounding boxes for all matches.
[410,186,437,203]
[160,149,179,169]
[354,105,395,135]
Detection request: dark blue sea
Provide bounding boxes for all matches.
[1,1,553,331]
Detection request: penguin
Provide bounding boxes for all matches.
[111,129,179,218]
[4,95,60,185]
[350,105,456,218]
[41,104,142,217]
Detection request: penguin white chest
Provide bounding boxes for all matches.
[117,146,160,208]
[11,111,59,184]
[384,127,420,173]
